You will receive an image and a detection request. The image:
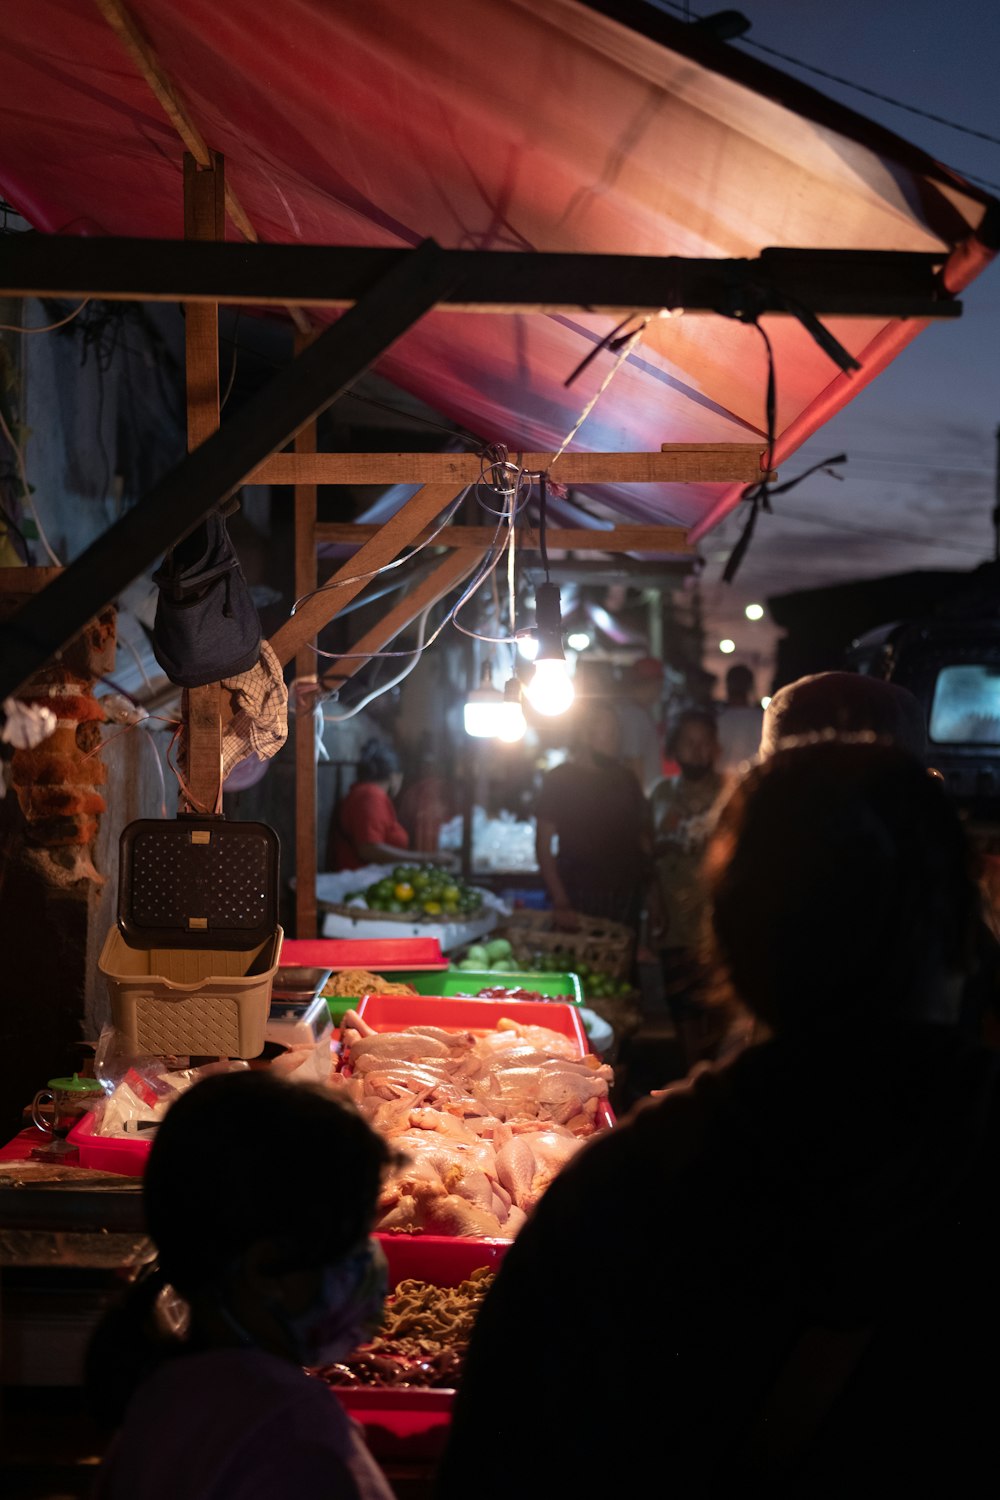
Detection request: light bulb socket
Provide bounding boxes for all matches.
[534,581,565,663]
[503,676,522,704]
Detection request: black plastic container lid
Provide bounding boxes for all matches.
[118,815,280,950]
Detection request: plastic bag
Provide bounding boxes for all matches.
[91,1026,248,1138]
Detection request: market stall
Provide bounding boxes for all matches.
[0,0,997,1493]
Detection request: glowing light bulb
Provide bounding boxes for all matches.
[517,634,539,662]
[761,696,772,710]
[497,702,527,742]
[567,631,591,651]
[719,639,736,655]
[745,603,764,621]
[524,658,575,717]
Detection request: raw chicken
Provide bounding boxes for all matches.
[339,1014,612,1239]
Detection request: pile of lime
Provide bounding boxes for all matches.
[452,937,517,972]
[524,948,634,999]
[348,865,484,918]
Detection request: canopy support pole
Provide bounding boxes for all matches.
[182,150,226,817]
[293,329,320,938]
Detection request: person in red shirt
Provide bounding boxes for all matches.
[328,739,453,872]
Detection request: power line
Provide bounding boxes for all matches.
[738,35,1000,151]
[760,506,987,555]
[651,0,1000,187]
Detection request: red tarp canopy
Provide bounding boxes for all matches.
[1,0,996,543]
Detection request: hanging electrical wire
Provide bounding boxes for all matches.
[289,488,472,615]
[321,602,434,721]
[0,299,91,334]
[0,399,63,566]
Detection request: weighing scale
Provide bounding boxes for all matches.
[264,967,335,1049]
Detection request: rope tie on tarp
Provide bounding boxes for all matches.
[723,320,848,583]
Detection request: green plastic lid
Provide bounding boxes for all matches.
[48,1073,103,1094]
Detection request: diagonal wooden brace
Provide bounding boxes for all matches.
[0,238,459,702]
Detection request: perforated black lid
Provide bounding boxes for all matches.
[118,815,280,949]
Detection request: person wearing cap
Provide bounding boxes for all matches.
[759,671,928,761]
[757,670,1000,1051]
[615,656,665,796]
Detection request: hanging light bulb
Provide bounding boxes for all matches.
[497,675,527,741]
[464,666,527,740]
[517,633,539,662]
[523,582,575,717]
[463,661,505,738]
[525,657,575,716]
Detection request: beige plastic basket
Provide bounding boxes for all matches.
[500,909,635,982]
[99,925,283,1058]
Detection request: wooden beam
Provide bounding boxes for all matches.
[0,238,459,702]
[314,522,694,555]
[251,445,769,486]
[293,332,319,939]
[181,152,225,814]
[320,550,480,688]
[269,483,464,668]
[185,683,223,815]
[93,0,311,336]
[0,239,962,318]
[183,154,224,451]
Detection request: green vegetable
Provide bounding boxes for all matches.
[486,937,513,963]
[465,944,490,967]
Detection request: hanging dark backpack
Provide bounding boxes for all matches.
[151,507,261,688]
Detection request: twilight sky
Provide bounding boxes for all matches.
[675,0,1000,674]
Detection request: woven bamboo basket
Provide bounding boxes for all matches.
[500,909,635,982]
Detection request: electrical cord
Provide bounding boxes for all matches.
[321,603,433,720]
[0,299,91,334]
[0,400,63,566]
[289,488,471,614]
[653,0,1000,163]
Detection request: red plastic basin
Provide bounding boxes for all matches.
[280,937,447,971]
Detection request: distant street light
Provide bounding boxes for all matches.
[719,639,736,654]
[745,603,765,621]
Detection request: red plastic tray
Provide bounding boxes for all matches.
[330,1386,454,1461]
[328,1235,510,1457]
[355,992,589,1052]
[280,937,447,972]
[354,993,613,1131]
[376,1232,510,1285]
[66,1110,151,1176]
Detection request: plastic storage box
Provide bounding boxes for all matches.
[100,926,282,1058]
[102,814,282,1058]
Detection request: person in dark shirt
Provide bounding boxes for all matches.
[88,1072,397,1500]
[534,702,650,928]
[439,741,1000,1497]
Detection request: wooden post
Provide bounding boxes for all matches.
[181,151,225,814]
[293,331,319,938]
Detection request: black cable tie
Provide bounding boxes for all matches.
[563,315,635,388]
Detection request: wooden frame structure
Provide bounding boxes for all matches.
[0,1,970,933]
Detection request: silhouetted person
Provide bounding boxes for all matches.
[88,1072,396,1500]
[716,662,764,774]
[535,702,649,929]
[439,742,1000,1497]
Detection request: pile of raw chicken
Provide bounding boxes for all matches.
[334,1012,614,1238]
